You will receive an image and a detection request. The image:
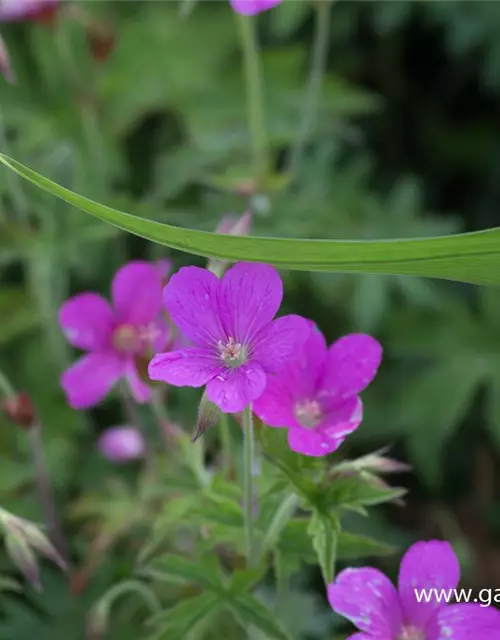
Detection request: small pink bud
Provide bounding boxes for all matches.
[98,426,145,463]
[0,35,14,84]
[209,211,252,277]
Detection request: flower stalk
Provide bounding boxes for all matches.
[243,404,256,567]
[237,14,268,190]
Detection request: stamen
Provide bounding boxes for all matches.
[398,627,425,640]
[113,325,140,354]
[295,399,322,429]
[218,336,247,368]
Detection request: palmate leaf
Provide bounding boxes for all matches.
[2,155,500,285]
[147,593,222,640]
[227,593,293,640]
[308,511,340,584]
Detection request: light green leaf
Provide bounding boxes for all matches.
[308,511,340,584]
[145,554,224,593]
[3,155,500,285]
[321,475,406,510]
[228,594,292,640]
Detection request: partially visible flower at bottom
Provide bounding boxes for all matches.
[98,426,145,463]
[253,324,382,456]
[328,540,500,639]
[59,261,168,409]
[230,0,282,15]
[0,0,60,22]
[0,34,14,83]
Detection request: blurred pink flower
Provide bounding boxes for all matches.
[98,426,145,463]
[230,0,282,16]
[253,324,382,456]
[0,0,60,22]
[209,211,252,277]
[59,261,168,409]
[0,34,14,83]
[328,540,500,639]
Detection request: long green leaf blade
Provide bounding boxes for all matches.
[2,154,500,285]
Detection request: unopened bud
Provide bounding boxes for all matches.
[2,392,36,429]
[0,35,15,84]
[86,21,115,62]
[209,211,252,277]
[334,448,410,476]
[5,532,41,591]
[19,520,66,571]
[193,392,221,442]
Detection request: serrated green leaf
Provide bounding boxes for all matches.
[308,511,340,584]
[3,155,500,286]
[320,475,406,510]
[228,594,292,640]
[228,566,267,595]
[148,593,221,640]
[337,531,396,559]
[145,554,224,593]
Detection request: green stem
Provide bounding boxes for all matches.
[219,412,232,476]
[119,385,155,479]
[287,0,331,179]
[237,14,268,190]
[243,405,255,567]
[0,370,15,397]
[0,105,29,224]
[149,387,170,449]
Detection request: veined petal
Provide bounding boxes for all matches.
[219,262,283,344]
[327,568,403,636]
[164,266,224,346]
[112,261,163,326]
[59,293,114,351]
[61,353,123,409]
[148,348,222,388]
[321,334,382,401]
[206,362,266,413]
[253,371,300,428]
[252,314,312,374]
[427,604,500,640]
[398,540,460,629]
[288,398,362,457]
[229,0,282,15]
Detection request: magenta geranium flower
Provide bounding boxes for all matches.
[59,261,167,409]
[253,325,381,456]
[0,0,59,22]
[328,540,500,639]
[230,0,282,15]
[148,262,309,413]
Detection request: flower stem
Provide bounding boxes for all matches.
[243,405,255,567]
[237,13,268,190]
[0,370,15,397]
[219,412,233,477]
[119,385,155,479]
[28,423,69,565]
[287,0,332,179]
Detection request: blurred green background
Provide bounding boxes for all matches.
[1,0,500,638]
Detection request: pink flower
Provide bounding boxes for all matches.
[0,0,59,22]
[0,34,14,83]
[98,426,145,463]
[328,540,500,639]
[230,0,282,15]
[148,262,309,413]
[59,261,167,409]
[253,325,382,456]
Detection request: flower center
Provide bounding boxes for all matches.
[218,336,247,368]
[398,627,425,640]
[294,399,322,428]
[113,325,140,354]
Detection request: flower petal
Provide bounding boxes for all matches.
[61,353,123,409]
[229,0,282,15]
[206,362,266,413]
[327,568,403,636]
[112,261,163,326]
[398,540,460,629]
[164,266,224,346]
[288,398,362,457]
[0,0,59,21]
[253,371,300,428]
[59,293,114,351]
[148,348,223,388]
[252,314,312,374]
[219,263,283,344]
[124,359,151,403]
[321,334,382,401]
[427,603,500,640]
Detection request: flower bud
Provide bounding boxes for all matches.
[0,35,15,84]
[4,531,41,591]
[209,211,252,277]
[98,426,145,463]
[86,20,115,63]
[2,392,36,429]
[193,392,221,442]
[333,448,410,476]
